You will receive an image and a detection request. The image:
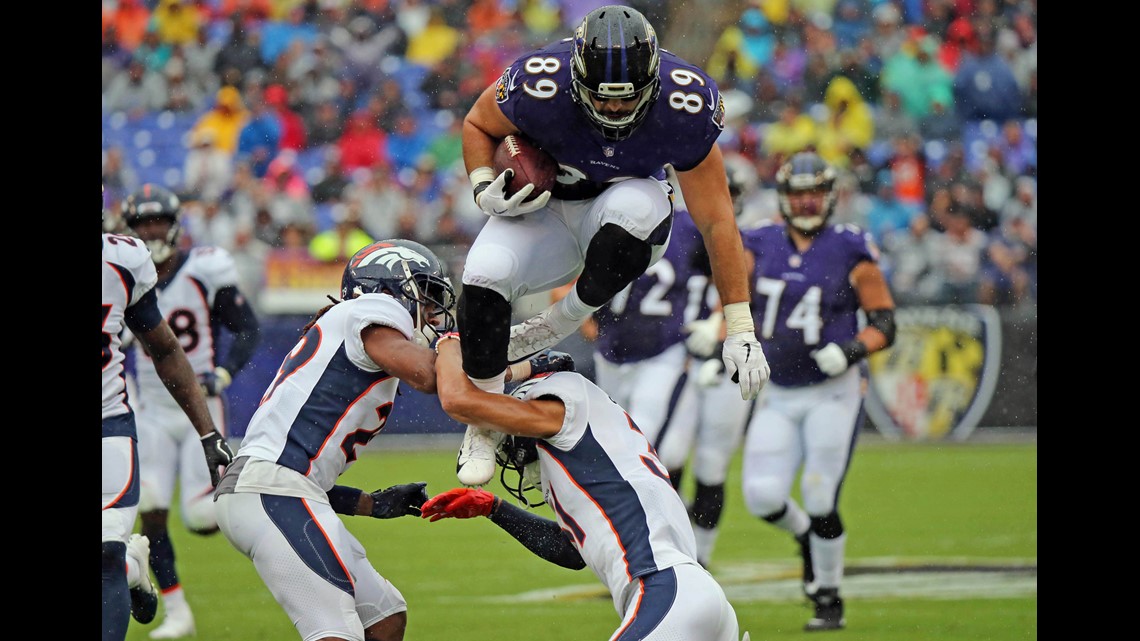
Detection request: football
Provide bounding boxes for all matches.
[493,134,558,202]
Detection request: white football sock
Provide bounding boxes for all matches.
[811,533,847,588]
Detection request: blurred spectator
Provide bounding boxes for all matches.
[816,75,874,169]
[387,112,434,172]
[218,0,272,24]
[831,0,872,50]
[924,143,970,202]
[264,84,307,151]
[229,218,272,307]
[214,15,267,87]
[762,98,817,160]
[466,0,513,38]
[329,13,407,97]
[344,169,402,240]
[305,99,346,147]
[291,36,344,111]
[163,55,207,112]
[868,1,907,62]
[950,179,997,231]
[106,0,152,52]
[831,171,871,228]
[309,202,375,263]
[979,215,1033,307]
[835,46,879,104]
[405,7,461,67]
[135,28,175,73]
[952,33,1024,123]
[191,86,249,156]
[425,113,464,171]
[937,16,977,73]
[801,51,835,105]
[883,132,926,211]
[708,6,776,83]
[932,205,988,304]
[236,90,284,177]
[263,151,311,203]
[338,110,390,174]
[181,197,238,253]
[882,213,947,306]
[178,25,222,98]
[104,58,168,117]
[310,147,350,205]
[260,4,321,65]
[917,86,961,141]
[865,169,920,248]
[183,129,234,203]
[153,0,203,47]
[1001,176,1037,229]
[102,146,139,208]
[881,34,954,121]
[768,35,808,94]
[874,89,917,143]
[995,118,1036,177]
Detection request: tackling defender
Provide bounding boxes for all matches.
[425,337,749,641]
[102,190,234,641]
[121,184,261,639]
[453,5,769,488]
[739,152,896,631]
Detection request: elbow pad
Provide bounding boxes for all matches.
[866,309,896,347]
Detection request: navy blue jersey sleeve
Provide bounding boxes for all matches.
[124,286,164,335]
[213,285,261,375]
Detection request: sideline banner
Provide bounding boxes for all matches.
[865,305,1003,441]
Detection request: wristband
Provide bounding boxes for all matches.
[434,332,461,355]
[839,339,869,364]
[723,302,755,335]
[469,166,496,188]
[472,181,492,205]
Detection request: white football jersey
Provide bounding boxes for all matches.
[131,247,240,408]
[235,293,415,498]
[102,234,158,422]
[520,372,700,612]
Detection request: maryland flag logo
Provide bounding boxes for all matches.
[495,68,511,103]
[711,92,726,130]
[865,305,1002,441]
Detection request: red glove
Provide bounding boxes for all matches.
[420,487,497,522]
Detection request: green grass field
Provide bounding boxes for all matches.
[126,438,1036,641]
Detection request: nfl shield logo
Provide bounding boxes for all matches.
[864,305,1002,441]
[603,146,614,157]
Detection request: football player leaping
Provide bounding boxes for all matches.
[453,5,770,488]
[119,185,262,639]
[425,338,750,641]
[739,152,897,631]
[103,188,234,641]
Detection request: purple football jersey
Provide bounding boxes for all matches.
[494,41,726,200]
[742,222,879,387]
[594,209,710,363]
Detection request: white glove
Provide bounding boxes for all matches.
[811,343,849,377]
[476,169,551,217]
[683,313,723,358]
[696,358,725,387]
[722,332,769,400]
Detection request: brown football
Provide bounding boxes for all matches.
[492,134,558,202]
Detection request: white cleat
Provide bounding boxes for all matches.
[507,309,569,364]
[127,534,158,624]
[150,603,197,639]
[456,425,502,486]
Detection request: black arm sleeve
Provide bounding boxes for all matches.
[214,286,261,374]
[488,499,587,570]
[326,485,363,516]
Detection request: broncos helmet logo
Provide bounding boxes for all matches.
[351,244,431,271]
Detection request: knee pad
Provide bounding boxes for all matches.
[743,477,786,518]
[690,482,725,530]
[577,224,653,306]
[183,494,219,533]
[810,512,845,540]
[457,285,513,379]
[801,478,839,515]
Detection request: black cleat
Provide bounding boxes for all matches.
[805,587,845,632]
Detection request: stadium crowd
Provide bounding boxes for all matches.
[102,0,1037,314]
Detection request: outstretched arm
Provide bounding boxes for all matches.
[421,488,586,570]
